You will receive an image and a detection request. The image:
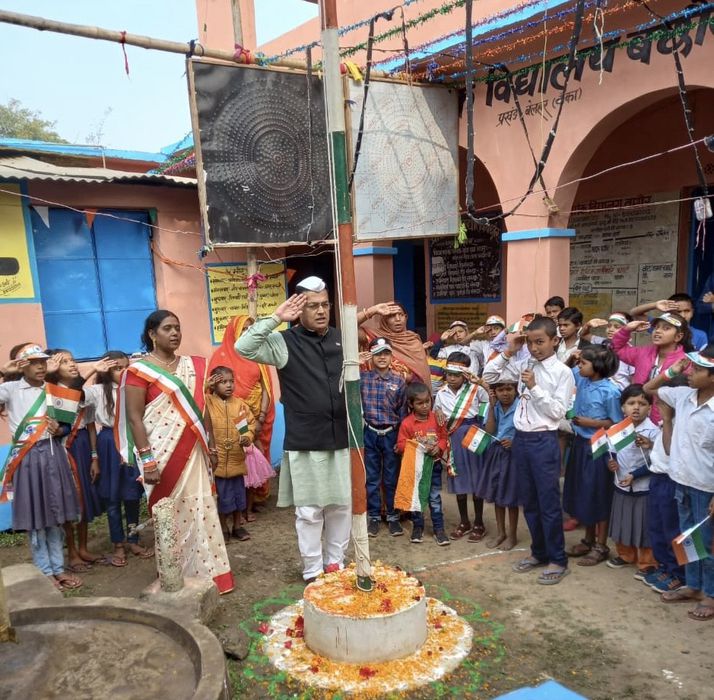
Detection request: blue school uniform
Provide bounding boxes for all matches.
[476,399,520,507]
[563,369,623,526]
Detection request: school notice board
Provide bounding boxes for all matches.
[569,193,679,320]
[206,263,287,343]
[434,304,491,331]
[430,217,502,303]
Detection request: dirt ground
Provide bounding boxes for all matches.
[1,482,711,700]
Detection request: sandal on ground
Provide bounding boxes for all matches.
[512,557,548,573]
[567,539,593,557]
[449,522,472,540]
[47,575,63,591]
[232,527,251,541]
[67,561,92,573]
[687,603,714,621]
[662,587,702,604]
[55,573,83,590]
[467,525,486,543]
[107,545,128,568]
[78,553,104,564]
[245,513,257,523]
[128,544,155,559]
[577,543,609,567]
[537,567,571,585]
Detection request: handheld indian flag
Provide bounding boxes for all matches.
[507,313,535,334]
[477,400,489,422]
[606,418,637,452]
[394,440,434,512]
[461,425,492,455]
[565,386,577,420]
[672,515,711,565]
[45,383,81,424]
[234,415,250,436]
[590,428,609,459]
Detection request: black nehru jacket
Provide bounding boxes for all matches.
[278,324,348,451]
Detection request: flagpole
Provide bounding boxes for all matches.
[319,0,372,593]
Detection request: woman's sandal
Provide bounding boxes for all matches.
[567,539,594,557]
[47,575,63,591]
[467,525,486,543]
[577,543,609,567]
[128,544,155,559]
[232,527,251,541]
[537,567,571,585]
[449,522,472,540]
[108,545,128,568]
[54,573,83,590]
[512,557,548,573]
[687,603,714,621]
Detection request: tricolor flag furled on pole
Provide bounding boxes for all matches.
[45,383,81,424]
[606,418,637,452]
[477,401,489,422]
[394,440,434,512]
[565,386,577,420]
[590,428,609,459]
[461,425,493,455]
[672,515,711,565]
[234,416,250,436]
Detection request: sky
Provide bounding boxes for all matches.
[0,1,318,152]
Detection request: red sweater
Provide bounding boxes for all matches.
[396,412,448,457]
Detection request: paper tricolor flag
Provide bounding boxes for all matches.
[394,440,434,512]
[565,386,577,420]
[461,425,493,455]
[45,383,81,424]
[590,428,609,459]
[477,401,489,421]
[606,418,637,452]
[234,416,250,435]
[672,515,711,565]
[507,313,535,334]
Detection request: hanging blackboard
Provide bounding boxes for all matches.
[429,216,502,303]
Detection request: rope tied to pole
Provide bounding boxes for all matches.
[119,30,130,75]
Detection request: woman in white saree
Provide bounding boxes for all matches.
[118,310,234,594]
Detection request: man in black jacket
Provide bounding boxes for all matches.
[235,277,352,582]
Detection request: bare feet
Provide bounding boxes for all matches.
[661,587,703,603]
[245,513,257,523]
[486,533,507,549]
[501,535,518,551]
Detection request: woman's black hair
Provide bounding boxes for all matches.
[45,348,85,389]
[557,306,584,325]
[580,345,619,379]
[653,311,693,353]
[141,310,179,352]
[446,351,471,367]
[96,350,129,417]
[406,382,431,406]
[620,383,653,406]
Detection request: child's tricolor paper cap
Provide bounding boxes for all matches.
[17,344,49,361]
[485,315,506,327]
[653,312,682,328]
[608,313,628,326]
[686,351,714,368]
[448,320,468,330]
[369,337,393,355]
[445,363,469,374]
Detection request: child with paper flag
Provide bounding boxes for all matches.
[563,346,622,566]
[434,352,490,544]
[644,349,714,621]
[605,386,660,578]
[395,382,448,546]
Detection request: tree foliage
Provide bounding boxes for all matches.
[0,99,67,142]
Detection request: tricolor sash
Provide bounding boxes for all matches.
[115,358,209,466]
[445,383,481,434]
[0,390,48,502]
[62,407,85,510]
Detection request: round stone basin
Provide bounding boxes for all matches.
[0,600,227,700]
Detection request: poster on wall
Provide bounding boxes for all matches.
[434,304,492,331]
[189,61,333,246]
[569,193,679,319]
[206,263,287,343]
[350,80,459,241]
[0,186,36,302]
[430,216,501,303]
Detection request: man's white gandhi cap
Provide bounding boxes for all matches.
[296,276,327,293]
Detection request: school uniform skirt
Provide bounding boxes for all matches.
[563,435,614,526]
[480,442,519,508]
[12,439,81,531]
[96,428,144,503]
[446,418,482,495]
[69,427,103,522]
[609,489,650,548]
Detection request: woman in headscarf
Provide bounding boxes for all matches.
[208,315,276,512]
[358,302,430,384]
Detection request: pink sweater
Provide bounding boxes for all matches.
[610,327,686,423]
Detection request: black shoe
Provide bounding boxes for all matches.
[368,519,380,538]
[388,521,404,537]
[410,526,424,543]
[434,530,451,546]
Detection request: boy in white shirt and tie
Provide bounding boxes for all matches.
[483,316,575,584]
